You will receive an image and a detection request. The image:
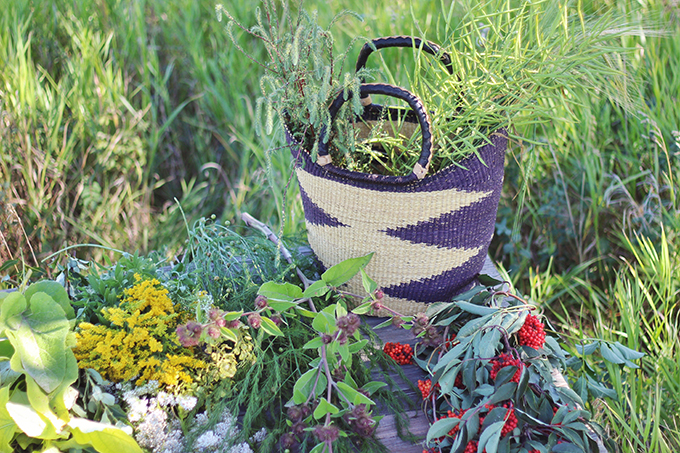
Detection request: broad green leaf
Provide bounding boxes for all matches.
[293,368,326,404]
[295,307,317,318]
[4,292,74,393]
[0,340,13,359]
[220,327,238,343]
[268,301,298,312]
[25,375,64,431]
[337,382,374,406]
[303,337,323,350]
[550,442,583,453]
[257,282,303,301]
[487,382,516,405]
[351,302,372,315]
[599,343,625,364]
[478,328,501,358]
[335,303,347,318]
[6,390,57,439]
[348,339,368,353]
[575,342,599,356]
[457,314,493,338]
[223,311,243,322]
[372,318,393,329]
[25,282,75,320]
[309,442,326,453]
[0,292,26,331]
[426,417,458,443]
[313,397,339,419]
[260,316,284,337]
[303,280,329,299]
[312,311,335,334]
[69,417,143,453]
[478,420,504,453]
[361,381,388,395]
[454,301,497,316]
[321,253,373,287]
[360,268,378,295]
[0,387,15,453]
[477,274,505,287]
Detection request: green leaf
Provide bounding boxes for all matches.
[487,382,517,405]
[0,387,16,453]
[268,301,298,312]
[223,311,243,322]
[3,291,75,394]
[457,314,493,338]
[348,339,368,354]
[478,420,504,453]
[295,307,317,318]
[361,381,388,395]
[260,316,284,337]
[258,281,303,302]
[309,442,326,453]
[303,280,329,299]
[599,343,625,364]
[478,328,501,358]
[312,310,335,334]
[575,342,599,356]
[220,327,238,343]
[477,274,505,287]
[321,253,373,287]
[0,339,14,359]
[6,390,57,438]
[351,302,372,315]
[303,337,323,350]
[25,281,75,320]
[454,301,497,316]
[69,417,143,453]
[427,417,459,443]
[550,442,584,453]
[293,368,326,404]
[360,268,378,295]
[313,397,339,419]
[337,382,374,406]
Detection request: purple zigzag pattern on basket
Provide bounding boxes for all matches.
[299,186,348,227]
[382,189,500,249]
[383,247,487,302]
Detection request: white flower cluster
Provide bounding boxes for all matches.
[116,381,261,453]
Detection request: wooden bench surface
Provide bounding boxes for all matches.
[367,256,501,452]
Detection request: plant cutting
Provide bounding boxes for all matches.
[221,0,648,316]
[352,277,645,453]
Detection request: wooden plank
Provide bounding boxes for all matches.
[367,256,501,452]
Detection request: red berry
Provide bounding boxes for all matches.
[383,342,413,365]
[518,314,546,349]
[490,353,523,383]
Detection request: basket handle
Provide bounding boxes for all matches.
[317,83,433,180]
[355,36,453,104]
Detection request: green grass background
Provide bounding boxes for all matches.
[0,0,678,450]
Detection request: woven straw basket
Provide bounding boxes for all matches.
[288,37,508,316]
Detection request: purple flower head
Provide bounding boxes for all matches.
[248,313,262,329]
[254,295,268,310]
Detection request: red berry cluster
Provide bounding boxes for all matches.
[464,440,480,453]
[383,342,413,365]
[499,402,518,437]
[418,379,433,399]
[518,314,546,349]
[490,353,523,383]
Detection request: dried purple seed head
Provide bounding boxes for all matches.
[207,326,221,339]
[215,317,227,328]
[313,424,339,443]
[248,313,262,329]
[176,324,200,347]
[374,289,384,300]
[287,405,303,422]
[254,295,268,310]
[391,316,404,328]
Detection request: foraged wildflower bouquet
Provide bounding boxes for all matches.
[357,278,644,453]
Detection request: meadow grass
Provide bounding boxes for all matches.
[1,0,679,450]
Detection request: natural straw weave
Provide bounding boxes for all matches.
[289,122,507,316]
